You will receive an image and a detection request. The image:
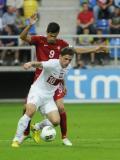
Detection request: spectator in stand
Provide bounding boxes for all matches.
[76,2,95,35]
[74,59,87,69]
[2,6,17,27]
[6,0,23,9]
[0,38,4,65]
[93,0,115,20]
[78,28,93,45]
[0,24,20,65]
[15,8,26,34]
[0,16,3,31]
[109,7,120,34]
[77,28,94,64]
[0,0,6,17]
[92,28,109,65]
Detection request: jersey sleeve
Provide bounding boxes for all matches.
[41,59,57,70]
[61,40,69,48]
[30,36,41,45]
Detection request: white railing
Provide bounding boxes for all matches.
[61,34,120,38]
[0,35,36,71]
[0,35,120,71]
[39,7,78,11]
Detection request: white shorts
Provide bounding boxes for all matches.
[27,86,58,115]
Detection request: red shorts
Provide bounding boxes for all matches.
[53,84,65,101]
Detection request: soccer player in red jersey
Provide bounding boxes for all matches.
[20,13,105,146]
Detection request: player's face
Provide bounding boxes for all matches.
[59,54,73,68]
[47,32,59,44]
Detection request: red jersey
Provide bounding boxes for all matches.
[30,35,69,80]
[77,11,94,24]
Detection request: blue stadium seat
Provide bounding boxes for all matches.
[26,19,36,35]
[96,19,109,34]
[114,0,120,8]
[88,0,96,9]
[109,38,120,58]
[79,0,96,9]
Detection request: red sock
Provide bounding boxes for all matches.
[60,112,67,139]
[23,108,31,136]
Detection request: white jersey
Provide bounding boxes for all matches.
[31,59,70,98]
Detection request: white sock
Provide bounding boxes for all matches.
[34,119,53,130]
[13,114,31,142]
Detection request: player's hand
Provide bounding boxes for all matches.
[95,46,107,53]
[29,13,38,25]
[23,62,32,70]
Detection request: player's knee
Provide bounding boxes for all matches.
[25,104,36,118]
[56,99,65,112]
[58,105,65,113]
[52,118,60,126]
[52,121,59,127]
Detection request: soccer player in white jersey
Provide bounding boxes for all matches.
[11,47,75,148]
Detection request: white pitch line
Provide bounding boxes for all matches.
[1,138,120,142]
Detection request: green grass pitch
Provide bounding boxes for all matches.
[0,103,120,160]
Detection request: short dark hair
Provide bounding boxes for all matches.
[61,47,75,57]
[82,2,88,6]
[47,22,60,33]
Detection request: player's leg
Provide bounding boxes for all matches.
[33,119,53,130]
[46,110,60,126]
[54,85,72,146]
[31,118,54,144]
[55,98,72,146]
[32,111,60,131]
[31,99,60,143]
[23,103,31,136]
[55,97,67,138]
[31,110,60,143]
[12,88,40,147]
[11,103,36,147]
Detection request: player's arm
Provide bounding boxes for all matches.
[75,46,106,54]
[23,61,43,70]
[20,13,38,43]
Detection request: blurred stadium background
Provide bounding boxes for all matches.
[0,0,120,160]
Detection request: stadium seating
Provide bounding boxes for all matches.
[96,19,109,34]
[88,0,97,9]
[109,38,120,58]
